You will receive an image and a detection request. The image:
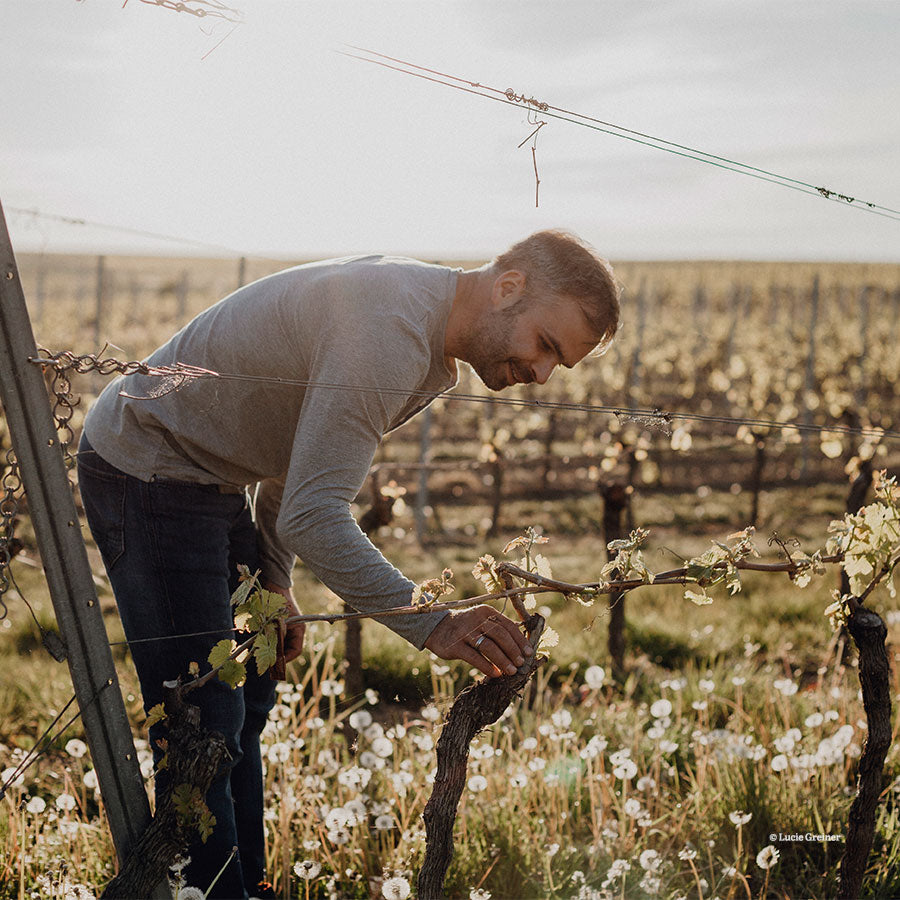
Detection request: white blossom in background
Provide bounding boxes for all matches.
[580,735,608,760]
[381,875,411,899]
[421,704,441,722]
[756,845,780,869]
[650,699,673,718]
[25,796,46,814]
[320,679,344,697]
[729,811,752,826]
[467,775,488,793]
[294,860,322,880]
[337,766,372,790]
[177,889,204,900]
[584,665,605,689]
[55,792,76,811]
[773,678,798,697]
[613,759,638,780]
[1,767,24,789]
[327,827,351,846]
[371,737,394,759]
[349,710,372,730]
[65,738,88,759]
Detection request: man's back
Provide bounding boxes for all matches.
[85,255,459,487]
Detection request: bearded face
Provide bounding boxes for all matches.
[460,302,528,391]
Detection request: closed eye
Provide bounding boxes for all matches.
[541,334,566,366]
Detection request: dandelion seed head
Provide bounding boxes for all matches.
[55,793,76,812]
[293,859,322,880]
[64,739,88,759]
[381,875,411,899]
[25,796,46,814]
[584,665,606,689]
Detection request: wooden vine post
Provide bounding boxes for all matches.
[837,598,891,899]
[0,199,171,899]
[100,682,230,899]
[601,482,629,676]
[419,614,545,899]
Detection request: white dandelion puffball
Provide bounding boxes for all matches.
[1,768,24,789]
[756,845,780,869]
[371,737,394,758]
[348,710,373,730]
[55,793,77,811]
[25,796,46,814]
[613,759,638,780]
[65,739,88,759]
[320,679,344,697]
[177,889,205,900]
[650,698,673,718]
[293,860,322,880]
[584,665,605,689]
[729,811,752,826]
[381,875,411,899]
[467,774,488,792]
[771,754,789,772]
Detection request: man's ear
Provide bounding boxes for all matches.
[490,269,527,310]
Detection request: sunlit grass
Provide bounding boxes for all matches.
[3,618,900,898]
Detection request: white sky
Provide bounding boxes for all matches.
[2,0,899,261]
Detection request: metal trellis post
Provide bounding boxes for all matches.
[0,199,171,899]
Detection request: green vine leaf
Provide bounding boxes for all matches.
[145,703,167,729]
[252,627,278,675]
[208,638,247,689]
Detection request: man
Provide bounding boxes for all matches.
[77,229,619,898]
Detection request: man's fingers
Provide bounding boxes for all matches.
[282,623,305,663]
[454,641,505,679]
[497,615,534,655]
[481,617,528,666]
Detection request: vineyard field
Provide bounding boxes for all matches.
[2,252,900,899]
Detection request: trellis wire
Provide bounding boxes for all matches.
[30,350,900,443]
[340,46,900,223]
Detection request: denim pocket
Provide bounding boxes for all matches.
[77,460,127,569]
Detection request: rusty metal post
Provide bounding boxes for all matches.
[0,199,170,898]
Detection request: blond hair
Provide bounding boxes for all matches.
[493,229,620,348]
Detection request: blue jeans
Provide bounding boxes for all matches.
[77,434,276,900]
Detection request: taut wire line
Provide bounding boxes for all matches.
[29,350,900,443]
[339,46,900,223]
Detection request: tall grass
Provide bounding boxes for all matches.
[3,616,899,899]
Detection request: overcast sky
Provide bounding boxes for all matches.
[2,1,898,261]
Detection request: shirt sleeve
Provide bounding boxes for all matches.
[272,313,449,649]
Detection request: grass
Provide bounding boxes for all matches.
[2,481,900,898]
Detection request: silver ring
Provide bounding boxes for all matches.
[473,634,487,651]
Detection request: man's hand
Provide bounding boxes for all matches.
[262,582,306,665]
[424,605,534,678]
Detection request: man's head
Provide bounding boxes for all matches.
[452,230,620,391]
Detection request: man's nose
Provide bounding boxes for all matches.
[533,358,556,384]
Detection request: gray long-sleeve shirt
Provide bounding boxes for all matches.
[83,255,460,648]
